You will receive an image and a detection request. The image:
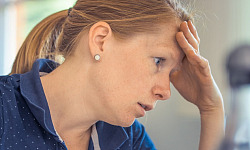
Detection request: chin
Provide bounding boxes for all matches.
[119,120,135,127]
[117,115,135,127]
[107,115,135,127]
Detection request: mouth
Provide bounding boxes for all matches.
[137,102,153,111]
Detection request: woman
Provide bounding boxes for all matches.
[1,0,224,149]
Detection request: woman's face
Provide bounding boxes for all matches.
[89,21,185,127]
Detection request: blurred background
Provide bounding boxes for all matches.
[0,0,249,149]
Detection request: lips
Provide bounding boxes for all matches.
[137,102,153,111]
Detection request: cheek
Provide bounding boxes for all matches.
[91,52,152,110]
[109,67,145,102]
[92,60,133,107]
[120,59,153,100]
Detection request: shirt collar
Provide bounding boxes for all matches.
[19,59,129,149]
[96,121,129,149]
[20,59,58,136]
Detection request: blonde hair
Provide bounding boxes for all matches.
[11,0,194,74]
[58,0,194,57]
[10,10,67,75]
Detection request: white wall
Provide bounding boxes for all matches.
[0,6,5,74]
[0,4,17,75]
[138,0,250,149]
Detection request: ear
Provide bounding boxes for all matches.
[88,21,112,60]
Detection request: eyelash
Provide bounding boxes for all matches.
[154,57,165,67]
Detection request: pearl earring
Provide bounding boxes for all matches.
[94,54,101,61]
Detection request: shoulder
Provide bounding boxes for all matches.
[0,74,20,97]
[0,75,12,98]
[0,74,20,89]
[0,74,21,100]
[0,75,17,137]
[0,74,22,137]
[0,74,21,108]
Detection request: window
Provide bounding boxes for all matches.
[0,0,76,75]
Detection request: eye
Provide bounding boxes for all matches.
[154,57,165,67]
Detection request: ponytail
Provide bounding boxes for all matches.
[10,0,194,75]
[10,9,68,75]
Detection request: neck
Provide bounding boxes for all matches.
[40,57,98,146]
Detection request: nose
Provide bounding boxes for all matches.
[152,84,171,101]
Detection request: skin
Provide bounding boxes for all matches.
[40,20,224,150]
[175,21,224,150]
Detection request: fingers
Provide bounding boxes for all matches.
[176,32,201,65]
[180,21,199,51]
[187,21,200,44]
[176,25,210,74]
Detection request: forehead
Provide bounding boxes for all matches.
[149,21,185,60]
[156,20,181,47]
[118,19,185,64]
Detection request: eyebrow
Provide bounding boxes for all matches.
[156,39,185,64]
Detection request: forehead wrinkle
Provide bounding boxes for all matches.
[158,44,183,73]
[170,53,184,76]
[156,41,182,60]
[154,22,183,64]
[174,49,185,71]
[168,46,184,71]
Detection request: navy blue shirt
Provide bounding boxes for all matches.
[0,59,156,150]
